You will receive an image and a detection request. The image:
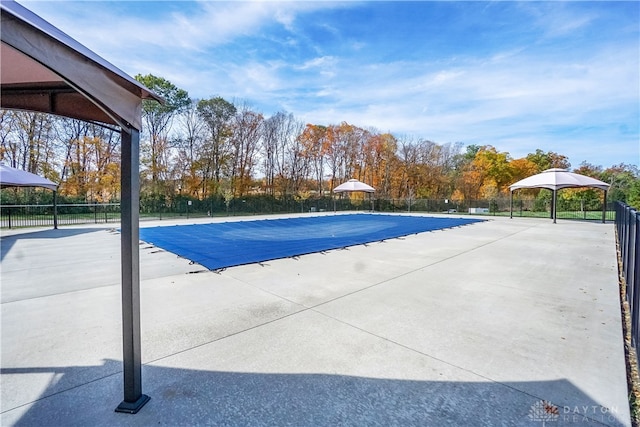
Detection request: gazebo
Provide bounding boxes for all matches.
[333,179,375,212]
[1,0,163,413]
[509,168,610,224]
[0,164,58,191]
[0,164,60,228]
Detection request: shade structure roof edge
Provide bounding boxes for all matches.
[509,168,610,192]
[0,0,163,131]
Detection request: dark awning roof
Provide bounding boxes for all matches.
[0,0,163,130]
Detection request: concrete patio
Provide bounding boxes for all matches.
[0,213,630,426]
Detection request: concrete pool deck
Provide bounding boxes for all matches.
[0,213,630,426]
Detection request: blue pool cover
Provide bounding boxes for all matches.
[139,214,483,271]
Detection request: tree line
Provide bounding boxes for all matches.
[1,74,638,209]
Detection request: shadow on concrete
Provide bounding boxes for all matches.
[1,360,627,426]
[0,227,110,262]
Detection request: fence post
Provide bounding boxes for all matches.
[622,206,635,283]
[616,202,640,366]
[632,211,639,349]
[635,214,640,351]
[630,209,637,308]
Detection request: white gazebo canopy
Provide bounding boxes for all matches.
[509,168,610,223]
[333,178,375,193]
[332,179,375,212]
[0,164,58,191]
[509,168,610,192]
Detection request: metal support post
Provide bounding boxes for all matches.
[53,191,58,229]
[509,191,513,219]
[115,128,149,414]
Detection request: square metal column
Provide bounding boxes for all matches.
[115,128,150,414]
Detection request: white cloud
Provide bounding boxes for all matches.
[18,1,640,167]
[22,1,342,58]
[296,56,337,70]
[282,36,638,165]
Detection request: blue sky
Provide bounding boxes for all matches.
[21,1,640,168]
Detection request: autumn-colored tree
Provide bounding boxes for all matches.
[628,180,640,209]
[456,163,484,201]
[0,111,60,205]
[174,100,206,197]
[229,104,263,196]
[437,141,465,199]
[456,145,512,200]
[507,157,540,200]
[196,96,237,197]
[135,74,190,196]
[2,90,638,211]
[559,162,605,207]
[462,144,481,163]
[364,132,398,198]
[61,134,121,202]
[451,144,481,201]
[415,139,457,199]
[263,112,308,197]
[0,111,56,176]
[53,119,121,201]
[0,111,16,166]
[526,149,570,172]
[479,146,514,196]
[261,113,280,196]
[261,111,306,196]
[323,122,367,191]
[324,124,344,191]
[341,124,369,184]
[298,124,329,194]
[601,163,639,204]
[509,158,538,183]
[397,136,420,199]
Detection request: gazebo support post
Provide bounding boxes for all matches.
[509,191,513,219]
[116,128,150,414]
[53,190,58,229]
[552,189,557,224]
[602,189,607,223]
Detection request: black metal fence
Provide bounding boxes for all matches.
[616,202,640,366]
[0,203,120,229]
[377,198,616,221]
[1,197,617,229]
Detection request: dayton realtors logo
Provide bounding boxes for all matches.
[528,400,620,424]
[528,400,559,425]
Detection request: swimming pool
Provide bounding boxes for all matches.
[139,214,483,271]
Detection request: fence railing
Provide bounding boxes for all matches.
[377,198,616,221]
[1,198,617,229]
[0,203,120,229]
[616,202,640,367]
